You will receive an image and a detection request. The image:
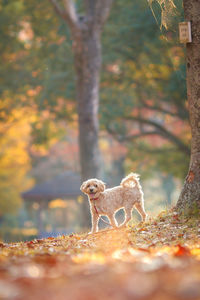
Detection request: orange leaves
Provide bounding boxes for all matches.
[191,248,200,259]
[174,244,191,257]
[72,253,106,264]
[0,213,199,300]
[26,241,35,249]
[187,170,195,183]
[0,242,6,248]
[138,227,148,232]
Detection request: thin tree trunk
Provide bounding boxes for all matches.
[176,0,200,214]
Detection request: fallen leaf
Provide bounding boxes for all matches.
[187,171,195,183]
[174,244,190,256]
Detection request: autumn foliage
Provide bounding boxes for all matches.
[0,210,200,300]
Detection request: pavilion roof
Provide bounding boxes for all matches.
[22,171,82,202]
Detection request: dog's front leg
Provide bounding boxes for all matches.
[90,211,99,233]
[108,214,118,228]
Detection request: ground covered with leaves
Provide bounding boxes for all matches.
[0,210,200,300]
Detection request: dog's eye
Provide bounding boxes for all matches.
[94,184,97,187]
[87,184,90,188]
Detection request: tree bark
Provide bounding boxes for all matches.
[72,24,102,228]
[73,25,102,181]
[176,0,200,214]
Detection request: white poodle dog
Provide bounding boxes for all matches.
[80,173,147,233]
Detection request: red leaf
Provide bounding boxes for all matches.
[138,247,151,253]
[26,241,35,248]
[138,227,148,232]
[178,233,184,238]
[174,244,190,256]
[36,239,44,244]
[172,214,180,222]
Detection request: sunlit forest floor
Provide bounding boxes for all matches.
[0,209,200,300]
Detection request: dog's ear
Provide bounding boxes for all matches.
[80,181,88,194]
[98,180,106,192]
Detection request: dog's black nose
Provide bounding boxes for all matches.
[90,188,94,193]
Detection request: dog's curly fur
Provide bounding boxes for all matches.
[80,173,147,233]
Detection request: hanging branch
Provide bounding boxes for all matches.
[122,115,190,155]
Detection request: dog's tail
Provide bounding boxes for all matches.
[120,173,141,189]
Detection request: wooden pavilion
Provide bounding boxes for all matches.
[22,171,82,236]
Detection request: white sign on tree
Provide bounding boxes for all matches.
[179,22,192,43]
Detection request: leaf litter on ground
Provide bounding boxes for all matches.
[0,209,200,300]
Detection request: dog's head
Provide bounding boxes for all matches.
[80,179,105,198]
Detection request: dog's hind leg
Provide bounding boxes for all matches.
[119,207,132,227]
[134,202,147,222]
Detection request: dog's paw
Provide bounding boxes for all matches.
[88,230,98,234]
[118,222,126,228]
[143,214,150,222]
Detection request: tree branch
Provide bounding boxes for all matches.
[142,103,179,117]
[63,0,79,28]
[94,0,113,29]
[49,0,66,19]
[141,102,188,119]
[123,116,190,155]
[133,145,176,154]
[121,131,160,142]
[106,125,158,142]
[49,0,79,31]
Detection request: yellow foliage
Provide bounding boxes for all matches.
[11,228,38,236]
[0,106,34,215]
[49,199,68,209]
[72,253,106,264]
[77,196,83,204]
[99,138,110,151]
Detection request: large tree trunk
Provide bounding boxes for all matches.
[73,28,102,181]
[176,0,200,214]
[73,26,102,227]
